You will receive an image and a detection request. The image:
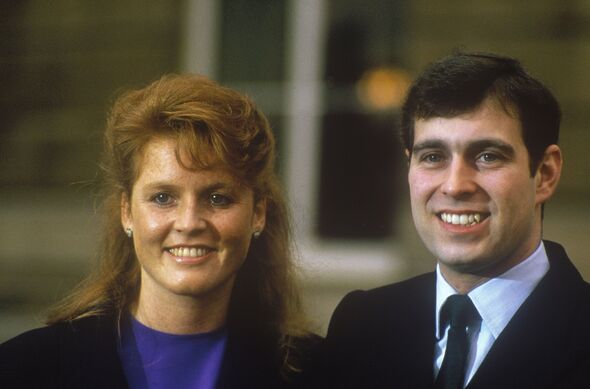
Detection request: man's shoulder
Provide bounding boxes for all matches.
[328,272,435,334]
[543,239,590,293]
[350,271,436,309]
[370,271,436,296]
[320,272,437,387]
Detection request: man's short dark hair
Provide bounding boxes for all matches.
[400,52,561,174]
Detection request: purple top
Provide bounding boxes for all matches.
[117,316,228,389]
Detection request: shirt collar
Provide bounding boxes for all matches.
[435,241,549,340]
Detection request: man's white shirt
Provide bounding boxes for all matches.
[434,241,550,388]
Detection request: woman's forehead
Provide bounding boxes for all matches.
[133,137,247,186]
[136,137,214,169]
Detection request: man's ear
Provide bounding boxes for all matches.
[404,148,411,164]
[535,144,562,205]
[121,192,132,231]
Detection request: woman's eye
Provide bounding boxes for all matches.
[152,193,173,205]
[210,193,231,206]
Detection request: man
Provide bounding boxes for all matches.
[319,52,590,388]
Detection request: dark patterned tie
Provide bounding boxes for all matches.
[435,294,481,389]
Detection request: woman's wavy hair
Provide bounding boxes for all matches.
[47,74,308,372]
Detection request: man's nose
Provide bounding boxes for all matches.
[441,158,477,197]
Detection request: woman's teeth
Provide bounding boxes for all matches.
[440,213,482,226]
[168,247,211,257]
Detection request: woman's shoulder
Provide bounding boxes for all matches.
[1,321,66,359]
[0,321,72,386]
[287,332,323,364]
[0,315,121,387]
[1,315,114,350]
[276,333,323,388]
[218,330,323,388]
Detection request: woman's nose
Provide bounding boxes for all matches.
[174,201,207,233]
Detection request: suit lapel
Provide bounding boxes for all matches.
[468,241,584,388]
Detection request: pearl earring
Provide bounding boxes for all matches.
[253,230,261,239]
[125,228,133,238]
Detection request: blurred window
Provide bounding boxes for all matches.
[0,1,182,188]
[318,0,408,239]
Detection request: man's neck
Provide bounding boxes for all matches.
[438,240,543,294]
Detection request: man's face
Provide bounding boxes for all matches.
[407,98,555,287]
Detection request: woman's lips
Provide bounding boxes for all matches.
[168,246,215,257]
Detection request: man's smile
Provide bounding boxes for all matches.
[439,212,488,226]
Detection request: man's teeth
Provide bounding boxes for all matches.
[169,247,211,257]
[440,213,481,226]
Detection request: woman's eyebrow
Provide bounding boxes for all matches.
[142,181,233,192]
[142,182,179,192]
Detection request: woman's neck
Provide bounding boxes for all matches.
[132,280,233,335]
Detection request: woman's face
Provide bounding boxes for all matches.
[121,138,266,304]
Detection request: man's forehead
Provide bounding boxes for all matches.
[412,100,524,148]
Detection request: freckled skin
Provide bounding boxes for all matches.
[408,98,561,292]
[121,138,265,329]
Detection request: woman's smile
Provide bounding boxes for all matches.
[166,245,218,266]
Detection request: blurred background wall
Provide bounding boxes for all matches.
[1,0,589,341]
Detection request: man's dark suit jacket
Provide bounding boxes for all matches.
[0,314,317,388]
[319,240,590,388]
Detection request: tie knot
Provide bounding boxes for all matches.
[442,294,480,329]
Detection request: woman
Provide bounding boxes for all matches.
[0,74,317,388]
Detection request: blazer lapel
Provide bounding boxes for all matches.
[468,241,585,388]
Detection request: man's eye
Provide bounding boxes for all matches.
[422,153,443,163]
[152,193,173,205]
[478,153,499,163]
[210,193,231,206]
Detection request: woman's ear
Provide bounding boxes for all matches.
[252,198,267,234]
[535,144,563,205]
[121,192,132,231]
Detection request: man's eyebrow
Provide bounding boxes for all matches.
[466,139,516,157]
[411,139,447,154]
[411,138,516,156]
